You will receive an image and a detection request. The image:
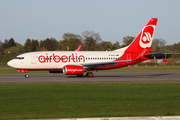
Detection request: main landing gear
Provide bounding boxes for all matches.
[86,72,93,77]
[76,72,94,77]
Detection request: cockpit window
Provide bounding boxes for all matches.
[15,57,24,60]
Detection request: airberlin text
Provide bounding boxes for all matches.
[38,53,85,63]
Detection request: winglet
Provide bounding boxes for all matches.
[75,44,82,51]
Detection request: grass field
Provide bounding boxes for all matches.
[0,82,180,119]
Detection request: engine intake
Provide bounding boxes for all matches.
[63,65,84,75]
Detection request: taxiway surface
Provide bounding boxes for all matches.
[0,72,180,83]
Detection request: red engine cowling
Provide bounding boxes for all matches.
[63,65,84,75]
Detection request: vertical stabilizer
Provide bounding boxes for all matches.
[125,18,158,54]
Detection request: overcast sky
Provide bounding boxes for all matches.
[0,0,180,45]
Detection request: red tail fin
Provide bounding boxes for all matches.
[125,18,158,54]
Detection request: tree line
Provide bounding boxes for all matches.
[0,31,121,53]
[0,30,177,55]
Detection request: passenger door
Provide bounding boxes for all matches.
[31,55,36,64]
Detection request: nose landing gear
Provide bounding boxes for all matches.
[18,69,29,78]
[25,73,29,78]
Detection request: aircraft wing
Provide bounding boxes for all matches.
[81,49,149,69]
[81,59,133,69]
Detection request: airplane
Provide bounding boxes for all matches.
[7,18,158,78]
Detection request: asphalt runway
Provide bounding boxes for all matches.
[0,72,180,83]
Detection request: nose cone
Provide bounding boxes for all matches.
[7,60,15,68]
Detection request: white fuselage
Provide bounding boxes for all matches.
[8,51,124,70]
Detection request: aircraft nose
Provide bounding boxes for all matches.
[7,60,14,67]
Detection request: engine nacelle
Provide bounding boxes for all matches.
[63,65,84,75]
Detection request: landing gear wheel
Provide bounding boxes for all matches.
[25,74,29,78]
[86,72,93,77]
[89,72,93,77]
